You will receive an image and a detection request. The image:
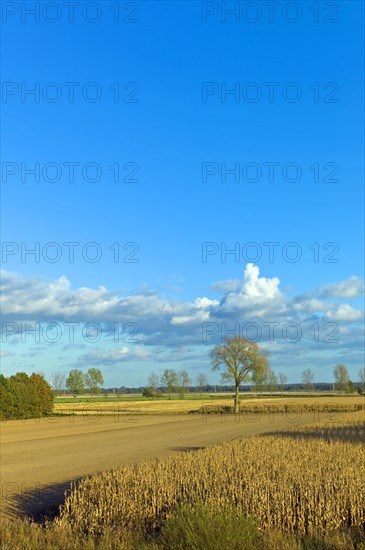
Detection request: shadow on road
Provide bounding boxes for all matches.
[1,478,80,521]
[1,447,207,521]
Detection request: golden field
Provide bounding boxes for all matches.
[55,410,365,537]
[53,394,365,415]
[1,410,364,549]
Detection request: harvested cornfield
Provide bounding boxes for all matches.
[52,395,365,415]
[56,410,365,538]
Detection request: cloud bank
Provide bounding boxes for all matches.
[1,265,364,376]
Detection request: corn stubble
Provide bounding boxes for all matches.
[54,396,365,415]
[56,411,365,537]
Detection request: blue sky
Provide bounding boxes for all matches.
[1,1,364,387]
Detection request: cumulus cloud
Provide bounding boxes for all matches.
[170,311,210,325]
[292,299,333,314]
[219,263,284,315]
[0,269,180,323]
[170,296,219,325]
[320,276,365,298]
[1,266,363,360]
[325,304,363,321]
[243,263,281,299]
[0,270,119,319]
[211,279,241,293]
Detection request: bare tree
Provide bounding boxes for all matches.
[278,372,288,397]
[251,358,269,397]
[358,367,365,393]
[333,364,349,394]
[196,373,208,397]
[50,372,66,396]
[146,372,160,398]
[178,370,191,400]
[267,368,277,397]
[211,337,268,413]
[302,368,314,396]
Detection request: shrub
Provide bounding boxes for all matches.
[0,372,54,420]
[159,501,259,550]
[143,388,155,398]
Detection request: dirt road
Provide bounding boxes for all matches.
[0,410,334,519]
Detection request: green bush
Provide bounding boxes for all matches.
[0,372,53,420]
[159,501,260,550]
[0,374,18,420]
[30,372,54,416]
[143,387,155,398]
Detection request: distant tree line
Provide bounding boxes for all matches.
[142,362,364,401]
[143,370,210,399]
[49,363,365,400]
[0,372,53,420]
[49,369,105,397]
[144,369,195,399]
[300,365,363,395]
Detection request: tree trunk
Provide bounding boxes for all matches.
[234,384,240,414]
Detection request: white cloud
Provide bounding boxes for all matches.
[170,296,219,325]
[76,345,150,366]
[1,267,363,358]
[320,276,365,298]
[292,299,332,313]
[194,297,219,309]
[0,269,181,322]
[243,263,281,299]
[219,263,284,314]
[325,304,363,321]
[170,310,211,325]
[211,279,241,293]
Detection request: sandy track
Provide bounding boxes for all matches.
[0,411,335,519]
